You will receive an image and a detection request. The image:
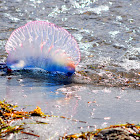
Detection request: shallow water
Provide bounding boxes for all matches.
[0,0,140,139]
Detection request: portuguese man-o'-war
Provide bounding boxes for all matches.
[4,21,80,76]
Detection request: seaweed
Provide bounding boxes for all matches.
[61,123,140,140]
[0,100,139,139]
[0,100,45,138]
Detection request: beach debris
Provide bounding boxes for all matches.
[0,100,139,139]
[61,123,140,140]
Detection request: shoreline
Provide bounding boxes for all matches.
[0,100,139,139]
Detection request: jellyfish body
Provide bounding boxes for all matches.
[5,21,80,76]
